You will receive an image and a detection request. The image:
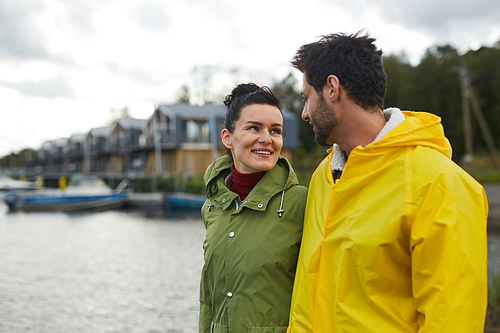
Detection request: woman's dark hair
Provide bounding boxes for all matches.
[223,83,283,134]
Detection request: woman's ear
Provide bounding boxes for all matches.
[221,129,232,150]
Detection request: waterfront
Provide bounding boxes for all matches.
[0,200,499,333]
[0,203,205,333]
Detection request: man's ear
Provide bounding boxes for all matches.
[221,129,232,149]
[325,75,341,101]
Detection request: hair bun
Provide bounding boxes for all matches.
[223,83,260,108]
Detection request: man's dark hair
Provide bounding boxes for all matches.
[291,31,386,110]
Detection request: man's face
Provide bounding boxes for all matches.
[300,74,337,146]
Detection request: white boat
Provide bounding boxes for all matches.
[4,176,129,212]
[0,175,38,191]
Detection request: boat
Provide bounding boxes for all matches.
[0,174,38,191]
[4,176,129,212]
[163,192,206,210]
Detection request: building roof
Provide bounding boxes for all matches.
[89,126,112,138]
[156,103,226,119]
[69,133,87,143]
[115,117,147,130]
[156,103,296,120]
[52,138,69,147]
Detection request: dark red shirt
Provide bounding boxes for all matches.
[229,164,266,200]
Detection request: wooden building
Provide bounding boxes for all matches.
[141,103,299,177]
[31,103,300,179]
[85,126,112,174]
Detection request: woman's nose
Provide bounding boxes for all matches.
[258,131,272,144]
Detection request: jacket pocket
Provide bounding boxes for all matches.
[211,322,228,333]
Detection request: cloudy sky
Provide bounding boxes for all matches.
[1,0,499,157]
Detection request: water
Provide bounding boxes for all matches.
[1,202,499,333]
[0,203,205,333]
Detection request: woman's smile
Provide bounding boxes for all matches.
[252,149,273,155]
[222,104,284,174]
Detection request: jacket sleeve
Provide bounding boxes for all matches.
[409,175,488,332]
[199,203,212,333]
[199,263,212,333]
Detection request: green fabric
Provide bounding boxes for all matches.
[199,155,307,333]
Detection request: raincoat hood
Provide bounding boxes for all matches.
[331,109,453,172]
[375,110,452,157]
[204,154,300,208]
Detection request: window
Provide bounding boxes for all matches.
[183,120,209,143]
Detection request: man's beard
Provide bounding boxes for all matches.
[311,94,337,146]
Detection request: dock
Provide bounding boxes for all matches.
[125,192,206,210]
[127,192,165,209]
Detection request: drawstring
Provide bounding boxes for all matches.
[277,190,284,218]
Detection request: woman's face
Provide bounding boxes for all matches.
[222,104,284,174]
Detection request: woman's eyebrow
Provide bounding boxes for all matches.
[245,121,282,127]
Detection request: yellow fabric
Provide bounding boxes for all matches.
[287,111,488,332]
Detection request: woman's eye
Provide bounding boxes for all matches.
[248,126,259,131]
[271,128,282,135]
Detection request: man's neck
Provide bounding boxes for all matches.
[338,106,386,156]
[331,107,406,173]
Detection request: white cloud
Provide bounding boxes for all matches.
[1,0,500,156]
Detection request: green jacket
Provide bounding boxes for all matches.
[199,155,308,333]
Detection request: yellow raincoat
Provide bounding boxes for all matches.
[287,111,488,332]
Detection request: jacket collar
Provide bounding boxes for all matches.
[205,155,298,212]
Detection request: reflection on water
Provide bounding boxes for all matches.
[0,203,205,333]
[1,202,499,333]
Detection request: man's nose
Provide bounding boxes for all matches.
[301,106,309,121]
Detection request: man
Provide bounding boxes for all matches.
[287,32,488,332]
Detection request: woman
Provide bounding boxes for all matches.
[199,83,308,332]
